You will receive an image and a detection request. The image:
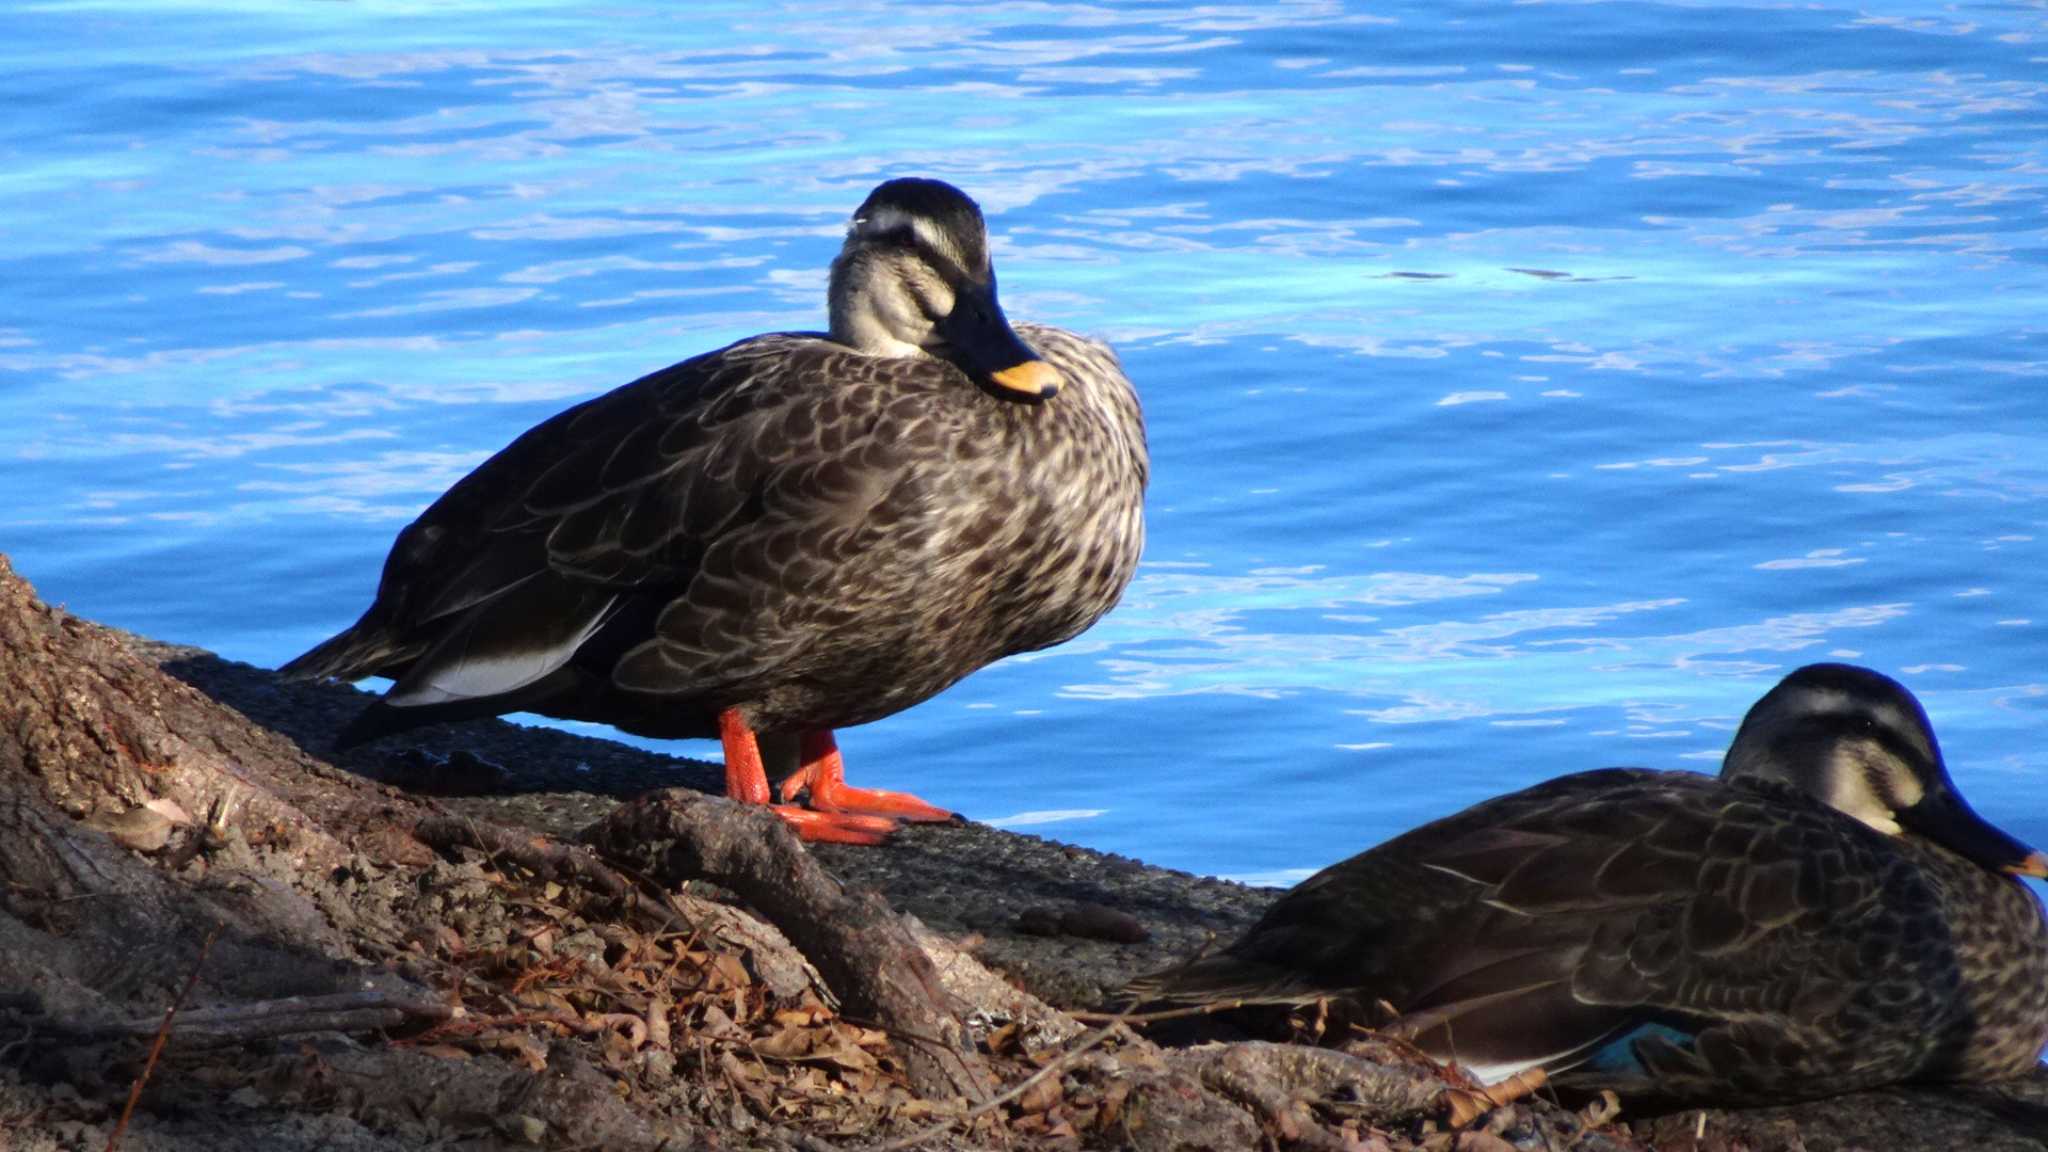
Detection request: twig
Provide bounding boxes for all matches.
[105,925,217,1152]
[1071,998,1246,1025]
[403,1008,601,1042]
[861,1001,1140,1152]
[1445,1066,1548,1129]
[0,1020,34,1066]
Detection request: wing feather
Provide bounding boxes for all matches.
[1127,769,1967,1097]
[384,573,619,708]
[286,334,934,699]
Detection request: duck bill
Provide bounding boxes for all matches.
[1901,791,2048,878]
[936,285,1063,402]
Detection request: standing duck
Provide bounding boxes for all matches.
[1127,664,2048,1103]
[282,177,1148,845]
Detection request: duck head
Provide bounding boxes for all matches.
[828,177,1062,403]
[1722,662,2048,878]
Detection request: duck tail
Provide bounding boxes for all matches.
[277,614,417,684]
[1120,953,1312,1011]
[1119,954,1341,1045]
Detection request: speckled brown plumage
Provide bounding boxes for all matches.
[282,179,1146,840]
[1129,664,2048,1105]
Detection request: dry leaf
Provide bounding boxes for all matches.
[1096,1081,1128,1129]
[646,996,673,1050]
[595,1012,648,1052]
[814,1040,878,1074]
[487,1032,549,1072]
[697,1001,739,1038]
[754,1026,813,1061]
[1015,1074,1063,1115]
[710,951,752,990]
[986,1021,1021,1055]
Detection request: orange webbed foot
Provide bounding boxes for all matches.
[767,805,898,846]
[809,777,956,822]
[722,709,905,844]
[780,730,957,823]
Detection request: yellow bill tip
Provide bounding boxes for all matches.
[2005,851,2048,879]
[989,359,1063,400]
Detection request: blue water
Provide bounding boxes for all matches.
[5,1,2047,884]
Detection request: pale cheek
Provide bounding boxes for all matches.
[1886,765,1925,810]
[1824,747,1904,835]
[848,286,934,359]
[884,289,938,346]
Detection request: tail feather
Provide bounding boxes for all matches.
[1120,954,1369,1046]
[277,615,421,683]
[1121,954,1319,1010]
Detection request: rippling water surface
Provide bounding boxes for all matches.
[6,1,2047,882]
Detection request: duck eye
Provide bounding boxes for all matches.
[858,221,915,246]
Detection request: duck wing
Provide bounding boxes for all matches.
[283,335,928,724]
[1131,769,1931,1096]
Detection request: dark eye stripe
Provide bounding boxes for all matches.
[1797,710,1933,787]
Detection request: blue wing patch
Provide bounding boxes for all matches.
[1583,1022,1697,1075]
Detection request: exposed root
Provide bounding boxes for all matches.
[57,990,456,1045]
[414,811,670,922]
[587,788,994,1105]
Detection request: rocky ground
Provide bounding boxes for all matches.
[1,552,2044,1152]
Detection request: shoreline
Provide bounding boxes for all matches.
[3,555,2044,1152]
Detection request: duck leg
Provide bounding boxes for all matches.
[718,709,897,845]
[777,729,956,823]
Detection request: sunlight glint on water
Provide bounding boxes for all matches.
[3,1,2046,879]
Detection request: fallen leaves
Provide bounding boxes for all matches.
[389,836,926,1137]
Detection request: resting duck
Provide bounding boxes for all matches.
[282,177,1148,845]
[1128,664,2048,1103]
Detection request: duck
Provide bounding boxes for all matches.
[1125,663,2048,1104]
[281,177,1148,845]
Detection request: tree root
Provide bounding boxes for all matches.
[51,990,457,1046]
[586,788,994,1105]
[1168,1040,1448,1149]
